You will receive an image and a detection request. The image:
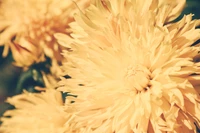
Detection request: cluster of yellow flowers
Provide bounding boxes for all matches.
[0,0,200,132]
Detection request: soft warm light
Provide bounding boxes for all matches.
[0,0,90,68]
[0,89,69,133]
[56,0,200,132]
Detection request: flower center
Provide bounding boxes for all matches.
[124,65,151,93]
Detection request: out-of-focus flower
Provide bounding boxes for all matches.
[56,0,200,132]
[0,89,69,133]
[0,0,90,68]
[9,38,44,67]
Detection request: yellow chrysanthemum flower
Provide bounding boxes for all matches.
[0,89,69,133]
[0,0,90,68]
[56,0,200,132]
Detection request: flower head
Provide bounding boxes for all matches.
[0,0,90,67]
[0,89,69,133]
[57,0,200,132]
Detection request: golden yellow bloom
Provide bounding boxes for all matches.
[9,38,45,66]
[0,0,90,67]
[0,89,69,133]
[57,0,200,132]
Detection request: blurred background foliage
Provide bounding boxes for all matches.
[0,0,200,117]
